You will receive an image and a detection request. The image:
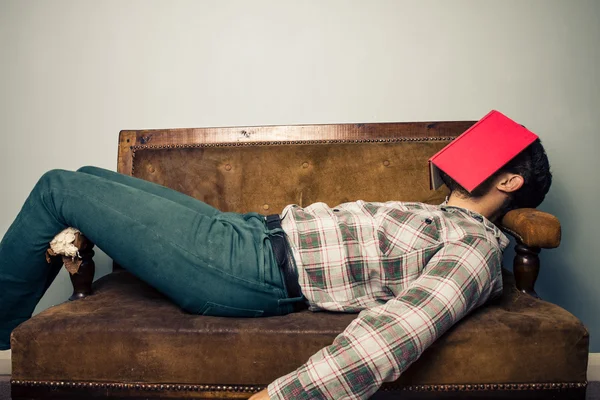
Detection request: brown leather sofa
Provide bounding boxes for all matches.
[10,122,588,399]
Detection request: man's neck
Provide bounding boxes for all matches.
[445,192,498,221]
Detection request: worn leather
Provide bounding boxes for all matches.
[131,142,451,212]
[501,208,561,248]
[11,269,588,386]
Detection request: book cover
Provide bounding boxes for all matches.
[429,110,538,192]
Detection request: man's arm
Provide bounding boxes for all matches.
[267,237,503,400]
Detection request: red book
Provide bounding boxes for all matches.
[429,110,538,192]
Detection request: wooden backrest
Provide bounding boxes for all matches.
[118,122,474,213]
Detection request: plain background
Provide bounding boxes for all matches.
[1,0,599,352]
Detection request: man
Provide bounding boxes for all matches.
[0,138,551,400]
[251,138,551,399]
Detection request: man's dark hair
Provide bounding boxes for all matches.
[440,138,552,210]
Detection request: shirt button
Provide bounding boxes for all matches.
[474,215,484,222]
[333,208,340,212]
[424,218,433,224]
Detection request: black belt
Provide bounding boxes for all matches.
[265,214,305,307]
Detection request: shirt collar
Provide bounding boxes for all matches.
[440,199,510,250]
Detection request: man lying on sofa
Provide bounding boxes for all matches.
[0,115,551,400]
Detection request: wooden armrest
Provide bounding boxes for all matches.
[500,208,561,249]
[46,230,95,300]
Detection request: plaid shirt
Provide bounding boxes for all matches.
[268,200,509,400]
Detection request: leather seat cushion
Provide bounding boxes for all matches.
[11,269,588,386]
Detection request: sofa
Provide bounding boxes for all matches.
[10,121,588,399]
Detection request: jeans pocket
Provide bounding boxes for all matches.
[198,301,265,317]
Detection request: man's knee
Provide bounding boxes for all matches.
[76,165,99,175]
[36,169,73,191]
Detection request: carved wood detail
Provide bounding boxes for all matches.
[67,239,95,300]
[513,243,541,298]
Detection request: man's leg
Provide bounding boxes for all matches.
[0,169,289,350]
[76,166,220,216]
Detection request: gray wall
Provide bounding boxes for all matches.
[1,0,599,350]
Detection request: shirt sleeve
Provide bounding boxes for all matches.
[267,237,503,400]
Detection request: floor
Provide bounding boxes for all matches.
[0,377,598,399]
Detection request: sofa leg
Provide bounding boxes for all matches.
[513,243,541,298]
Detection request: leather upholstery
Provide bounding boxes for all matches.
[131,142,451,213]
[501,208,561,248]
[11,269,588,386]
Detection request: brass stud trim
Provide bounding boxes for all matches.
[130,136,456,152]
[11,379,587,392]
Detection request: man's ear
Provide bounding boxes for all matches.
[496,173,524,194]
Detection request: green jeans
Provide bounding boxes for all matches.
[0,167,300,350]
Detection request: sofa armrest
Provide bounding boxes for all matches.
[500,208,561,248]
[499,209,561,298]
[46,229,96,300]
